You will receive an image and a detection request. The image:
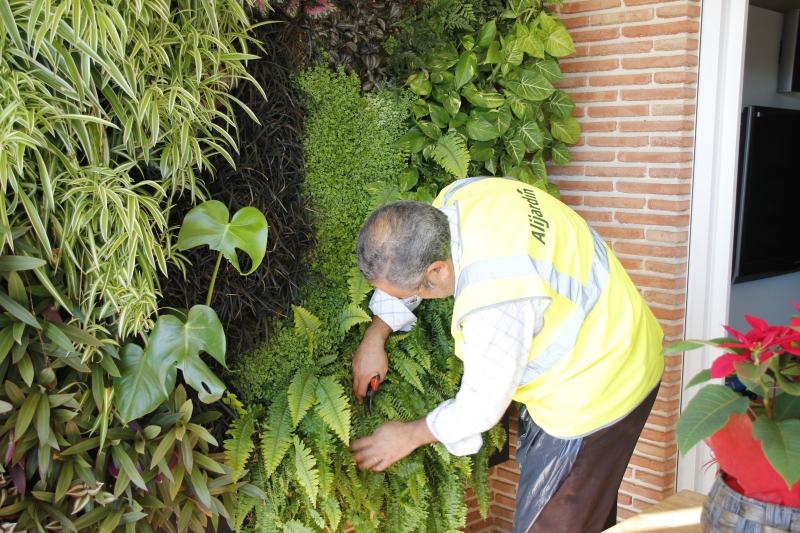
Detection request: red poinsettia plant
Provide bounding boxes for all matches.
[669,304,800,505]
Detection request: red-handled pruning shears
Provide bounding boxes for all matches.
[366,373,380,414]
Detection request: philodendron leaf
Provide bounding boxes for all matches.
[752,417,800,489]
[114,344,177,423]
[176,200,268,275]
[147,305,226,404]
[676,385,749,455]
[454,51,477,90]
[550,115,581,144]
[476,20,497,49]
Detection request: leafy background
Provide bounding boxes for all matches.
[0,0,577,531]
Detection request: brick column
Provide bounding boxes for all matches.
[464,1,702,530]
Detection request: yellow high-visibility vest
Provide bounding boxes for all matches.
[433,177,664,438]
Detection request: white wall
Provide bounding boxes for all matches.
[728,5,800,331]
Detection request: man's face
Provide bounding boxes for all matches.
[372,259,455,301]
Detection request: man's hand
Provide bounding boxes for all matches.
[352,316,392,403]
[350,419,437,472]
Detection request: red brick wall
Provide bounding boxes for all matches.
[464,0,701,530]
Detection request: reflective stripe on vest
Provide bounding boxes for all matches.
[440,175,515,206]
[454,227,610,385]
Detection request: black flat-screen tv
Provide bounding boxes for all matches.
[732,105,800,283]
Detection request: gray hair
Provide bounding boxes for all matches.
[357,201,451,290]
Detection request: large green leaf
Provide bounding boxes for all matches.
[502,69,554,102]
[551,141,571,165]
[544,91,575,118]
[519,121,544,151]
[461,85,505,109]
[676,385,749,454]
[476,20,497,49]
[149,305,226,403]
[115,306,225,421]
[288,368,318,427]
[407,73,432,96]
[454,51,477,90]
[774,394,800,421]
[176,200,268,275]
[114,344,177,423]
[550,115,581,144]
[261,397,293,477]
[315,377,351,445]
[752,417,800,489]
[432,132,470,179]
[537,12,575,57]
[466,115,500,142]
[530,57,563,83]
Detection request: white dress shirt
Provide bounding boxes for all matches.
[368,205,549,455]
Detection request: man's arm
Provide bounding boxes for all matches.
[352,290,422,402]
[351,298,549,470]
[425,299,547,455]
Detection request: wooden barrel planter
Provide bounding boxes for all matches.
[701,476,800,532]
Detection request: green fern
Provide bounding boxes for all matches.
[338,302,372,334]
[432,132,470,178]
[261,397,294,477]
[293,436,320,505]
[283,520,315,533]
[393,355,425,393]
[315,376,351,444]
[321,495,342,531]
[347,267,373,304]
[292,304,321,355]
[224,412,256,482]
[288,368,319,428]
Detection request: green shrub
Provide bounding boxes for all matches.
[234,67,504,531]
[396,0,578,194]
[0,1,264,529]
[0,0,259,338]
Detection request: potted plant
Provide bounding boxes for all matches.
[670,306,800,531]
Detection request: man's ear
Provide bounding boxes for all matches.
[426,260,446,276]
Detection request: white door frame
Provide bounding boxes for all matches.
[678,0,749,493]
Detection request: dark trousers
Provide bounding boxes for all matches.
[514,384,660,533]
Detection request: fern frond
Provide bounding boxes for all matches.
[224,412,256,482]
[347,266,373,304]
[338,303,371,335]
[432,132,470,179]
[261,397,294,477]
[321,495,342,532]
[293,436,320,505]
[283,520,315,533]
[393,355,425,393]
[315,376,351,444]
[292,304,321,355]
[288,368,319,428]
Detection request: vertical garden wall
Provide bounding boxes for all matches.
[0,0,578,531]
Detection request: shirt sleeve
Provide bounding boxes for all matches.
[425,298,550,456]
[368,289,422,332]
